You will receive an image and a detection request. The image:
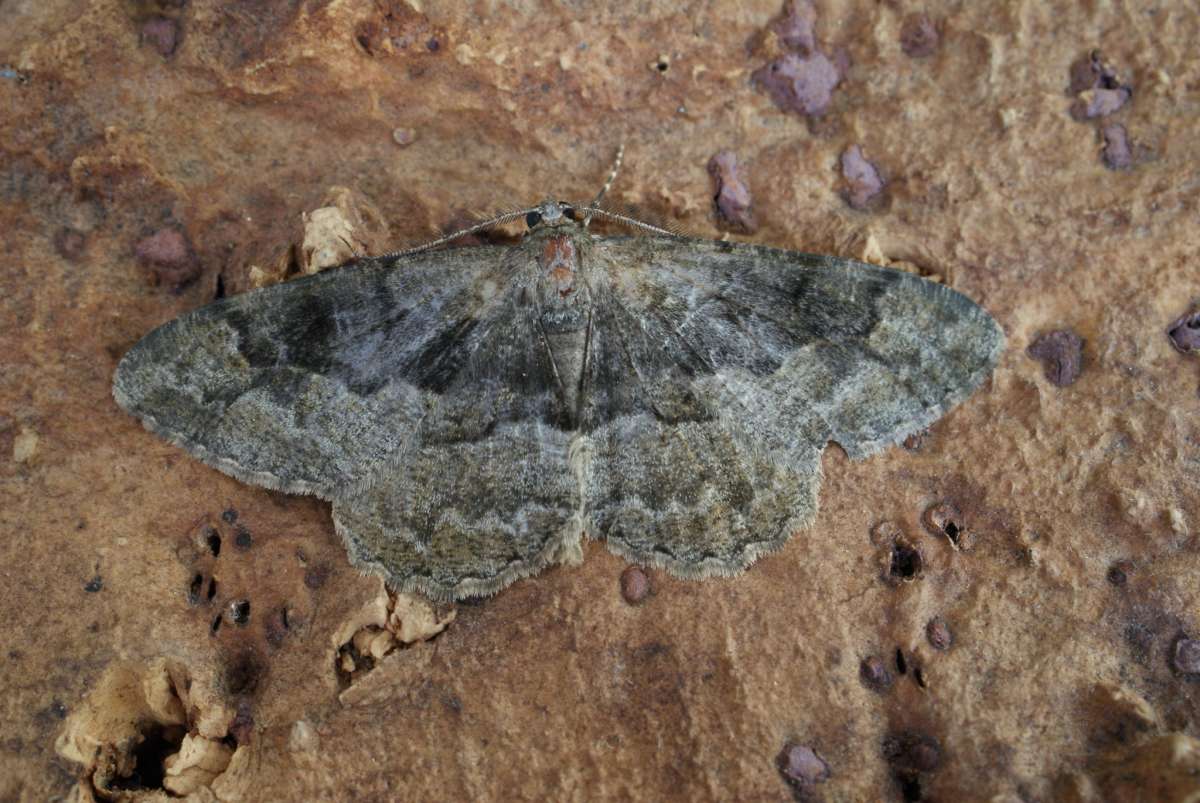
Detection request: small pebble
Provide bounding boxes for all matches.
[777,742,830,787]
[926,617,952,651]
[619,566,650,604]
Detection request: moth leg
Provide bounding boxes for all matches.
[332,423,583,601]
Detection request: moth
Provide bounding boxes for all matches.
[114,164,1003,601]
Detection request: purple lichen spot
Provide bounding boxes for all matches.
[1027,329,1085,387]
[900,14,940,58]
[839,145,885,211]
[135,227,200,290]
[1172,637,1200,675]
[1072,88,1132,120]
[1166,307,1200,354]
[707,150,757,233]
[1101,124,1133,170]
[771,0,818,53]
[860,655,894,692]
[141,16,180,58]
[753,1,842,118]
[1068,51,1131,120]
[777,742,831,790]
[753,51,841,117]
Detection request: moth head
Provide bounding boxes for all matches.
[525,200,577,231]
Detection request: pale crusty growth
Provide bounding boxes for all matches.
[113,206,1003,600]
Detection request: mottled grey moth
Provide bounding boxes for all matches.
[114,179,1003,601]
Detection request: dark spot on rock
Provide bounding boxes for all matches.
[233,526,252,550]
[1027,329,1084,386]
[221,508,238,524]
[1171,636,1200,675]
[922,501,967,548]
[620,566,651,604]
[777,741,830,790]
[1167,306,1200,354]
[883,729,942,778]
[304,564,330,590]
[211,613,222,634]
[902,429,928,451]
[355,23,379,55]
[206,577,218,602]
[895,648,908,675]
[140,16,180,58]
[229,699,254,744]
[110,722,184,791]
[1068,50,1126,95]
[889,541,923,583]
[204,527,221,557]
[229,599,251,626]
[839,145,885,211]
[1102,124,1133,170]
[188,572,204,604]
[223,650,263,696]
[1107,561,1131,587]
[135,227,199,290]
[265,609,287,648]
[707,150,756,234]
[899,14,939,58]
[84,575,103,593]
[926,617,952,651]
[860,655,894,692]
[54,228,86,261]
[354,4,440,58]
[34,700,68,728]
[914,666,927,689]
[753,51,842,117]
[442,693,463,714]
[870,519,903,547]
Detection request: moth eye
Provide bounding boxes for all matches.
[562,206,577,221]
[525,210,543,229]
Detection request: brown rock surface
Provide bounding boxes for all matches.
[2,1,1198,800]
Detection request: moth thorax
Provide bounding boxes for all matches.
[539,235,583,302]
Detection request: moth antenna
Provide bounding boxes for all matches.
[583,144,625,229]
[575,205,680,238]
[380,207,537,259]
[610,201,692,238]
